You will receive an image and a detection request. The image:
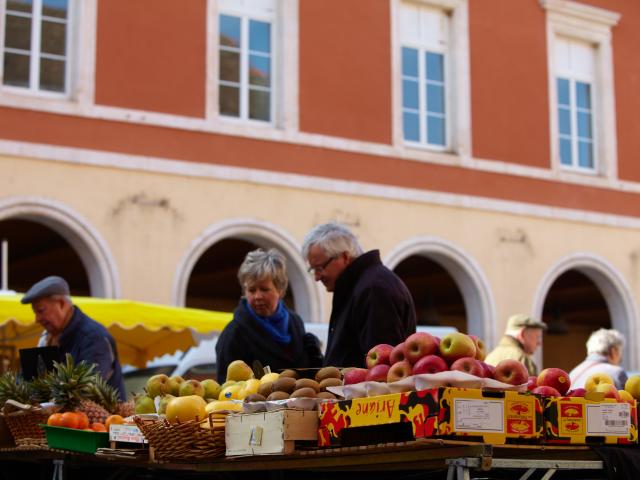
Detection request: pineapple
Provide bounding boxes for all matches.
[0,371,33,406]
[46,354,97,411]
[28,373,52,405]
[117,399,135,418]
[82,375,120,423]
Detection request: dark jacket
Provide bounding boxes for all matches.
[215,300,323,382]
[324,250,417,368]
[55,306,126,401]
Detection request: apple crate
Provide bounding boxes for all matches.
[437,387,544,444]
[542,395,638,444]
[41,425,109,454]
[225,409,318,456]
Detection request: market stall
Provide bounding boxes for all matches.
[0,293,232,367]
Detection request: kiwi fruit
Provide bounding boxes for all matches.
[272,376,297,394]
[290,387,317,398]
[315,366,341,382]
[317,391,337,400]
[318,377,343,391]
[294,378,320,393]
[279,369,300,379]
[244,393,266,403]
[257,381,274,398]
[267,391,290,401]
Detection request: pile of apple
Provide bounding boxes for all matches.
[342,331,531,386]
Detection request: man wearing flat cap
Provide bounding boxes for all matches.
[485,313,547,375]
[21,276,126,400]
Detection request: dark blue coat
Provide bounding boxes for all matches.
[56,306,126,401]
[324,250,417,368]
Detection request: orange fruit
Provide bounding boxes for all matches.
[91,422,107,432]
[47,413,64,427]
[61,411,80,429]
[75,411,89,430]
[105,414,125,430]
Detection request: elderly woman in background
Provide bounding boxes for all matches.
[569,328,628,390]
[215,248,323,382]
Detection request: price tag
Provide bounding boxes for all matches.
[109,424,147,443]
[454,398,504,433]
[586,402,630,436]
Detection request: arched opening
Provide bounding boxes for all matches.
[185,238,293,312]
[541,270,611,372]
[393,255,467,333]
[0,219,90,295]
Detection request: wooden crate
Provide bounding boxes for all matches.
[225,409,318,456]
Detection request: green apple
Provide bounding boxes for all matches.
[178,379,205,398]
[201,379,221,400]
[167,376,185,396]
[134,394,157,414]
[146,374,170,398]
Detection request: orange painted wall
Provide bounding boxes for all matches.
[299,0,392,143]
[94,0,206,117]
[469,0,550,168]
[3,106,640,219]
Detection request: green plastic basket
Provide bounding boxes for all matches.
[41,425,109,454]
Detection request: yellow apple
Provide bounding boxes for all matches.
[618,389,635,404]
[624,374,640,400]
[239,379,261,399]
[584,372,614,392]
[165,395,207,423]
[260,372,280,384]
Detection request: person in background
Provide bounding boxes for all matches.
[21,275,126,400]
[485,313,547,376]
[569,328,627,390]
[302,222,416,368]
[215,248,323,382]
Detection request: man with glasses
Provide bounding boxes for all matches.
[302,223,416,368]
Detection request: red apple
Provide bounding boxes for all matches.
[493,359,529,386]
[439,332,477,364]
[469,335,487,361]
[537,367,571,396]
[389,342,406,364]
[343,368,368,385]
[478,361,496,379]
[532,385,561,397]
[566,387,586,398]
[365,344,394,369]
[450,357,484,377]
[595,382,621,401]
[412,355,448,375]
[403,332,439,364]
[387,361,413,383]
[365,364,390,382]
[526,375,538,391]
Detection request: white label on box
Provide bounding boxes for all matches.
[586,402,631,436]
[109,424,147,443]
[454,398,504,433]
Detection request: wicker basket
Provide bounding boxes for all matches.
[134,413,226,462]
[2,409,49,447]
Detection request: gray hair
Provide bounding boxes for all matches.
[301,222,363,259]
[50,294,72,306]
[237,248,288,294]
[586,328,625,356]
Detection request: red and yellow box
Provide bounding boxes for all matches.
[543,396,638,444]
[318,387,543,447]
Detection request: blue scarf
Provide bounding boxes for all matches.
[243,298,291,344]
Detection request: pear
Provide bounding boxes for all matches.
[178,379,205,398]
[134,394,157,414]
[157,394,175,415]
[226,360,254,382]
[146,374,170,398]
[260,372,280,384]
[167,376,185,396]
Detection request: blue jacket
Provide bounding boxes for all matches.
[41,306,126,401]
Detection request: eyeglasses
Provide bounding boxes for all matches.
[307,256,337,274]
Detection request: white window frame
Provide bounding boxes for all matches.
[392,0,470,159]
[0,0,95,111]
[542,0,620,179]
[212,0,279,128]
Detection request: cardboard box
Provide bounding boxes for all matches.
[543,396,638,444]
[225,409,318,456]
[318,387,543,447]
[437,387,543,444]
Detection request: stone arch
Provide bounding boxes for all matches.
[533,253,638,371]
[173,218,322,324]
[0,196,120,297]
[384,236,497,346]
